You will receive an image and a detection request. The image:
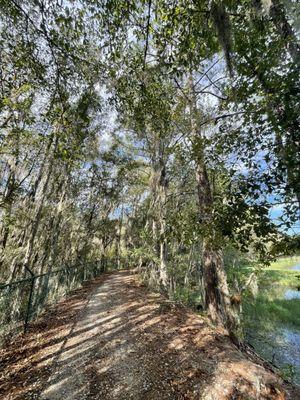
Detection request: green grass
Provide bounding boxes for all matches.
[268,256,300,271]
[243,255,300,330]
[261,269,300,287]
[257,256,300,288]
[242,255,300,384]
[244,296,300,329]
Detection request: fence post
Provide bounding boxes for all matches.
[24,275,35,333]
[23,264,36,333]
[0,258,112,335]
[83,262,86,281]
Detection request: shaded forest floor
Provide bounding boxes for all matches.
[0,271,299,400]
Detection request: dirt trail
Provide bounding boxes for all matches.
[0,271,299,399]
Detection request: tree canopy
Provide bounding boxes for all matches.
[0,0,299,334]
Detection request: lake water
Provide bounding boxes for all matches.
[284,264,300,300]
[246,261,300,384]
[284,288,300,300]
[247,327,300,374]
[291,264,300,271]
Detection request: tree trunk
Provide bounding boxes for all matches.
[149,139,169,291]
[1,165,16,249]
[188,73,237,332]
[269,0,300,65]
[1,137,20,250]
[22,134,58,275]
[116,205,124,269]
[246,2,300,207]
[245,54,300,207]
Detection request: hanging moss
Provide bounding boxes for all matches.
[252,0,273,16]
[210,1,233,76]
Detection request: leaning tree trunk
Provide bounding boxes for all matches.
[244,53,300,208]
[244,1,300,207]
[1,134,20,250]
[158,159,168,291]
[188,73,238,333]
[269,0,300,65]
[150,139,168,292]
[196,156,237,331]
[22,134,58,276]
[1,164,17,250]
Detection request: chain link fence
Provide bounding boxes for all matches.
[0,257,131,337]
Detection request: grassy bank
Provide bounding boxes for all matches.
[261,256,300,288]
[244,295,300,329]
[244,256,300,329]
[243,255,300,383]
[268,256,300,270]
[261,269,300,287]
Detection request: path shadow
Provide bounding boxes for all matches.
[0,271,291,400]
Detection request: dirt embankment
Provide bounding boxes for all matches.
[0,271,299,400]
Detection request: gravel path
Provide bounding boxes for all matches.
[41,274,122,399]
[39,271,288,400]
[41,271,173,399]
[1,271,296,400]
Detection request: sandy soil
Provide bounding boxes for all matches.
[0,271,299,400]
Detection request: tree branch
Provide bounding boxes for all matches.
[143,0,152,70]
